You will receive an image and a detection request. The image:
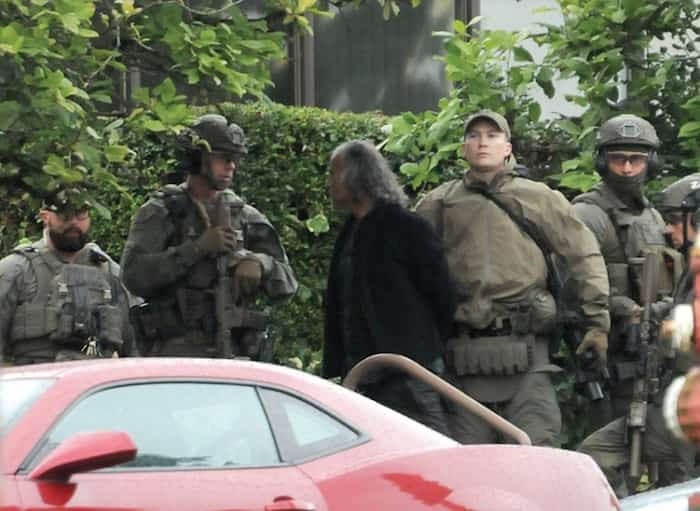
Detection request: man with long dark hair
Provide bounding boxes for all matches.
[323,139,456,435]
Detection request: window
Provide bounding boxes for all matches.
[0,378,53,435]
[261,388,360,462]
[36,382,280,469]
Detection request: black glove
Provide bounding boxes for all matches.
[193,226,235,257]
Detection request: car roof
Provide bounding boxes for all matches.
[0,358,352,400]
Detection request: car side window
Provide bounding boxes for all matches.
[260,388,360,462]
[38,382,280,469]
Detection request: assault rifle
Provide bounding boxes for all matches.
[215,197,235,358]
[627,252,663,483]
[213,197,270,359]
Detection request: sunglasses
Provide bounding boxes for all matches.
[56,209,90,222]
[662,212,684,225]
[208,151,243,164]
[606,152,649,166]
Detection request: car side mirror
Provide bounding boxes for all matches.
[29,431,137,482]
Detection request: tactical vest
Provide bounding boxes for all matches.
[9,244,123,353]
[149,185,246,339]
[574,188,679,301]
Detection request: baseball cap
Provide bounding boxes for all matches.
[464,110,511,140]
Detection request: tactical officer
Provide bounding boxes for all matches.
[572,115,682,427]
[0,191,135,364]
[416,110,610,446]
[121,114,297,359]
[577,174,700,497]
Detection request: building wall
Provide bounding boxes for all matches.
[479,0,583,119]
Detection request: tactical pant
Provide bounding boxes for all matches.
[446,371,561,446]
[357,360,450,436]
[577,404,694,498]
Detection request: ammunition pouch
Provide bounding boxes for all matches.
[10,304,59,341]
[607,263,631,298]
[130,297,187,355]
[447,334,534,377]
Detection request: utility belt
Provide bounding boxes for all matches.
[448,312,553,377]
[131,289,270,356]
[447,333,536,377]
[460,317,514,338]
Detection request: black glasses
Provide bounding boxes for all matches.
[606,152,648,167]
[208,151,242,165]
[57,209,90,222]
[662,212,684,225]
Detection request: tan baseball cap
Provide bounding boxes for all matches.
[463,110,511,140]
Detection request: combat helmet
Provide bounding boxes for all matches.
[656,173,700,219]
[656,173,700,250]
[174,114,247,176]
[595,114,660,174]
[189,114,247,156]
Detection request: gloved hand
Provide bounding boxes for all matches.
[610,295,639,319]
[234,258,263,296]
[576,328,608,367]
[193,226,235,257]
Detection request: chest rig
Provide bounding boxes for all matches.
[575,189,678,301]
[9,244,123,351]
[152,185,246,341]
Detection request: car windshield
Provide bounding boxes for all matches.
[0,378,53,435]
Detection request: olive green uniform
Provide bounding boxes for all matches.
[575,182,692,497]
[572,182,677,421]
[120,184,297,358]
[416,168,610,446]
[0,239,135,364]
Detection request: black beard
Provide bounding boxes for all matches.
[49,228,89,253]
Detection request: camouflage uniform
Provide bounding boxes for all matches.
[121,115,297,359]
[0,239,134,364]
[416,166,610,446]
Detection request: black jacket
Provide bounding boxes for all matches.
[322,202,456,378]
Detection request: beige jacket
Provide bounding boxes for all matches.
[416,169,610,333]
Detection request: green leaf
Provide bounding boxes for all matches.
[305,213,329,235]
[559,171,599,191]
[104,144,130,162]
[610,10,626,23]
[0,101,22,130]
[400,162,420,177]
[679,122,700,139]
[143,119,167,132]
[559,119,580,137]
[513,46,534,62]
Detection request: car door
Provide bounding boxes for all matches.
[14,381,326,511]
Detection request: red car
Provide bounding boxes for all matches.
[1,358,619,510]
